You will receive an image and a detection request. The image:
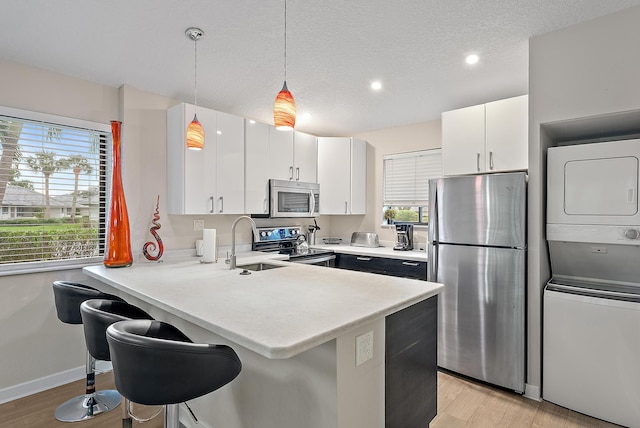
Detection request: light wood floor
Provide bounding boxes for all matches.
[0,372,163,428]
[432,371,621,428]
[0,370,622,427]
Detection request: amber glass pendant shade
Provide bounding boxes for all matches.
[186,114,205,150]
[104,120,133,268]
[274,81,296,130]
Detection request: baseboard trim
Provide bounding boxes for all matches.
[0,366,85,404]
[524,383,542,401]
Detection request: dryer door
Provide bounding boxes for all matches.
[547,138,640,225]
[564,156,637,216]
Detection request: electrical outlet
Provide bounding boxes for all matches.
[356,331,374,366]
[193,220,204,231]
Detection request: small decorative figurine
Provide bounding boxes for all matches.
[143,195,164,261]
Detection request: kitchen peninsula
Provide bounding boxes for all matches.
[83,253,443,428]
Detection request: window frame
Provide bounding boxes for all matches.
[0,106,111,276]
[382,148,442,226]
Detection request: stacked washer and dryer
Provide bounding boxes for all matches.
[544,139,640,428]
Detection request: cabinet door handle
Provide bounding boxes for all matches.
[289,166,294,180]
[296,167,300,181]
[264,198,268,214]
[489,151,494,170]
[477,153,481,172]
[357,257,372,261]
[209,196,214,214]
[219,196,224,213]
[402,261,419,267]
[345,201,348,214]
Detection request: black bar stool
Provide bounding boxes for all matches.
[106,319,242,428]
[80,299,153,428]
[51,280,124,422]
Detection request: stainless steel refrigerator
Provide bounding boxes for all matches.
[428,172,526,393]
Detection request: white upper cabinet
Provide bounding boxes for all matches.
[317,137,367,215]
[442,95,528,176]
[166,103,245,215]
[214,111,245,214]
[245,120,270,215]
[485,95,528,172]
[268,127,295,181]
[442,104,485,176]
[245,124,319,215]
[293,131,318,183]
[267,128,318,182]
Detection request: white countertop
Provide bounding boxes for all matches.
[83,252,442,360]
[312,244,428,262]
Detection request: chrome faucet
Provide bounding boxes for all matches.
[228,215,258,269]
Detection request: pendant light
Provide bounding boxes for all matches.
[273,0,296,130]
[185,27,205,150]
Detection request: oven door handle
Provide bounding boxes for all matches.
[290,254,336,264]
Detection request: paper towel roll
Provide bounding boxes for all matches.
[202,229,216,263]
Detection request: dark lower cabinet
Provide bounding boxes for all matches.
[335,253,427,280]
[385,296,438,428]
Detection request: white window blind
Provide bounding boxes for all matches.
[0,107,110,267]
[383,149,442,206]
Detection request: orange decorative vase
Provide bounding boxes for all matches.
[104,120,133,267]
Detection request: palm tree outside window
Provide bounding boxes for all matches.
[0,107,109,268]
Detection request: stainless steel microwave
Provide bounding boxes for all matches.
[269,179,319,218]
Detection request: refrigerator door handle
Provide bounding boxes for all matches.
[428,178,439,245]
[428,178,439,282]
[428,243,438,282]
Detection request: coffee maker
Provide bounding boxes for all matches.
[393,223,414,251]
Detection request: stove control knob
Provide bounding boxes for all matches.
[261,231,268,237]
[624,229,640,240]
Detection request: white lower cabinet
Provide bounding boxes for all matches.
[167,103,245,215]
[317,137,367,215]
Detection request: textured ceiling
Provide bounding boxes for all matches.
[1,0,639,136]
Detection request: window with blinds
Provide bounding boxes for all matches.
[382,149,442,224]
[0,107,109,269]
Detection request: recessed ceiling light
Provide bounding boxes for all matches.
[465,54,479,65]
[249,119,256,124]
[216,130,222,135]
[299,112,312,121]
[371,81,382,91]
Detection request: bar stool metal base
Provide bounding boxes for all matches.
[165,404,180,428]
[54,389,121,422]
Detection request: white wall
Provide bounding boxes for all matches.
[0,59,120,398]
[528,5,640,399]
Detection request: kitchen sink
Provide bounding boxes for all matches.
[237,262,284,272]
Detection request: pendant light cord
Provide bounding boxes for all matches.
[194,36,198,111]
[284,0,287,82]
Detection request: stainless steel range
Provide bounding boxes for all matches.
[252,226,336,266]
